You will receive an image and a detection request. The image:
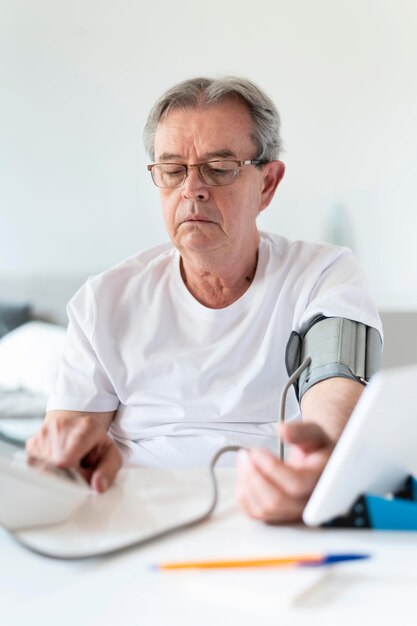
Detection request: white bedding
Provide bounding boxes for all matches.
[0,321,66,445]
[0,274,87,447]
[0,389,45,445]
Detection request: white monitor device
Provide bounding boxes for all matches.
[0,456,90,530]
[303,364,417,526]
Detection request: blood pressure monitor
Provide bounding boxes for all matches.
[0,456,90,531]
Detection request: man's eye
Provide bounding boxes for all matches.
[162,168,184,177]
[166,170,183,176]
[207,166,231,176]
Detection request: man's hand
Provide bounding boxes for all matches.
[236,378,364,523]
[235,422,334,523]
[26,411,122,493]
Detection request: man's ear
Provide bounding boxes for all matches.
[259,161,285,212]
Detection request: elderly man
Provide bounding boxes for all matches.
[27,76,382,522]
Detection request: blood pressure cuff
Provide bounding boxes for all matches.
[285,316,382,401]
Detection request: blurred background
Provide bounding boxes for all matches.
[1,0,417,367]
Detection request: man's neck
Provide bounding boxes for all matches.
[179,244,259,309]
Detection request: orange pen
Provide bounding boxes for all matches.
[152,553,370,570]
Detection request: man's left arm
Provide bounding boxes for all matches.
[300,376,364,441]
[235,377,364,523]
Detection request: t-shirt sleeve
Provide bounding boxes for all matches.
[295,247,383,339]
[47,279,120,413]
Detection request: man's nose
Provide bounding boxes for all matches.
[181,166,210,201]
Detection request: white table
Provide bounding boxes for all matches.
[1,467,416,626]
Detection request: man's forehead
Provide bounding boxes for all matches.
[154,101,255,161]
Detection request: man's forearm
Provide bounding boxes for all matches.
[300,377,364,443]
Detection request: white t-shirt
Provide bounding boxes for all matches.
[47,232,382,467]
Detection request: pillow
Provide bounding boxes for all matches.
[0,321,67,396]
[0,302,32,339]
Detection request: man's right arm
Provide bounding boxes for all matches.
[26,410,122,492]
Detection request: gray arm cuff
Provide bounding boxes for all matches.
[285,317,383,401]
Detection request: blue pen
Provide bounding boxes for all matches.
[299,553,371,567]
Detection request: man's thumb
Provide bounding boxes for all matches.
[279,421,332,454]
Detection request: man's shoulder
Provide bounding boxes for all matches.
[71,241,175,304]
[94,241,174,281]
[260,231,351,266]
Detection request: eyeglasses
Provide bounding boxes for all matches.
[147,159,267,189]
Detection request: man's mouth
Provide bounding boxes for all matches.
[182,216,214,223]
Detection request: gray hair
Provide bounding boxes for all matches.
[143,76,282,162]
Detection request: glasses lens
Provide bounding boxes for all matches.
[200,161,239,186]
[151,164,186,188]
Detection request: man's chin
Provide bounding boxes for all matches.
[176,231,225,255]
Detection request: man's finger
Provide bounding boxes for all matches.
[236,450,308,522]
[236,450,285,516]
[247,448,319,499]
[90,439,123,492]
[279,421,332,453]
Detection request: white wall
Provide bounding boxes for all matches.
[1,0,417,309]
